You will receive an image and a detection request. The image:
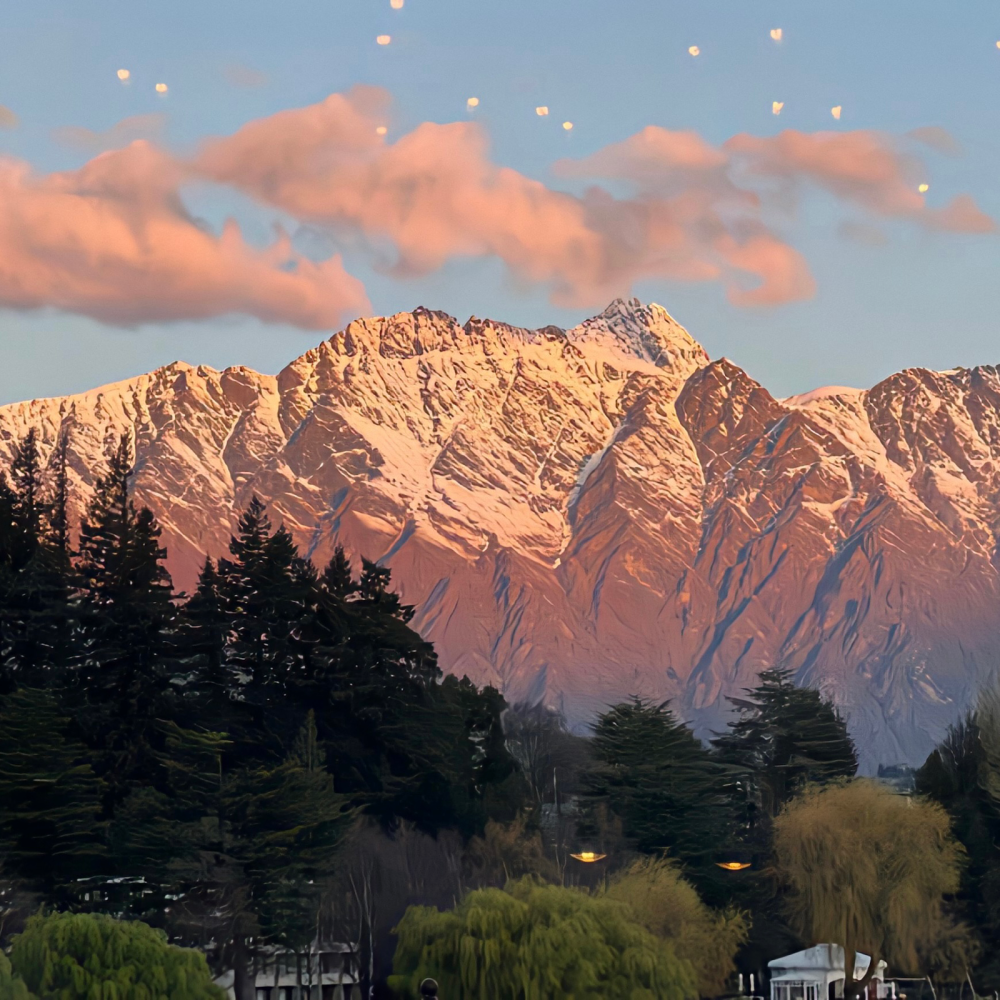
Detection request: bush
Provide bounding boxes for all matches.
[390,876,697,1000]
[9,911,225,1000]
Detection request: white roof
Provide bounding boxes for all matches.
[769,945,886,984]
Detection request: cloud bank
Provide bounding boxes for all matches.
[0,87,991,328]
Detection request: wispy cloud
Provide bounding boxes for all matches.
[0,105,19,129]
[223,62,269,89]
[54,113,167,152]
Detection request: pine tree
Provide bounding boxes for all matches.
[0,431,75,688]
[583,699,734,898]
[0,687,106,905]
[712,668,858,837]
[74,435,178,808]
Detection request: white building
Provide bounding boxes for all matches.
[215,939,358,1000]
[769,945,892,1000]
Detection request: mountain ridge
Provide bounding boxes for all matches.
[2,297,998,771]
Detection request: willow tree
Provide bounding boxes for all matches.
[0,953,31,1000]
[9,912,224,1000]
[605,857,748,996]
[390,877,698,1000]
[773,780,969,998]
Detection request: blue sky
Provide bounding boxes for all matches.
[1,0,999,403]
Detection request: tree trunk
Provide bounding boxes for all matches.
[844,948,880,1000]
[232,936,256,1000]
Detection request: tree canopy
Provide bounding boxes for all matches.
[390,877,698,1000]
[773,779,970,996]
[8,911,225,1000]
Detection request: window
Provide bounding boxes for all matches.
[774,982,819,1000]
[256,991,271,1000]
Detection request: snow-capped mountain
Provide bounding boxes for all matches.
[3,298,998,770]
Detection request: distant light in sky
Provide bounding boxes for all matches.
[770,28,783,41]
[996,40,1000,49]
[535,106,549,116]
[918,183,930,193]
[155,82,168,93]
[688,45,700,57]
[375,125,387,136]
[467,97,479,109]
[116,68,130,82]
[772,101,784,115]
[376,34,391,45]
[562,121,573,131]
[831,106,842,120]
[390,0,404,7]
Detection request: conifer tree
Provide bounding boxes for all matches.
[712,668,858,837]
[74,434,178,807]
[583,699,733,898]
[0,687,105,905]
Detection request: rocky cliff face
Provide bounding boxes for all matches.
[3,298,998,769]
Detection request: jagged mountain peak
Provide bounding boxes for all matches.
[3,301,1000,771]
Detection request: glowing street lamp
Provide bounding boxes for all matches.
[716,860,752,871]
[571,851,607,863]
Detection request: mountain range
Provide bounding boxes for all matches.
[2,297,997,770]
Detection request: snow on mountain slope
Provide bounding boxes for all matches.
[2,297,999,769]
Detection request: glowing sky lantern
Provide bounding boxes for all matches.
[116,68,130,82]
[831,106,842,120]
[770,28,783,41]
[772,101,784,115]
[562,121,573,131]
[376,34,392,45]
[570,851,606,862]
[155,82,168,93]
[466,97,479,109]
[688,45,700,56]
[918,183,930,193]
[996,41,1000,49]
[390,0,404,7]
[535,106,549,116]
[375,125,388,136]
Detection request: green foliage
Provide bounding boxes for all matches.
[0,687,105,904]
[9,911,225,1000]
[390,877,698,1000]
[713,668,858,832]
[605,857,749,996]
[773,779,971,989]
[0,952,33,1000]
[582,699,732,898]
[917,694,1000,989]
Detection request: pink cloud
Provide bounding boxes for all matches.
[724,129,993,233]
[0,142,369,327]
[196,88,813,308]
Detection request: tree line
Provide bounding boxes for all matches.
[2,427,1000,999]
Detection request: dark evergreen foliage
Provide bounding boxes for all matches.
[582,698,733,899]
[0,432,523,999]
[917,713,1000,990]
